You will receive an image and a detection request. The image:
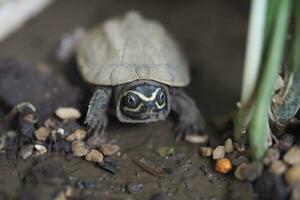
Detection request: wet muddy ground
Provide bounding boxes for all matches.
[0,0,249,199]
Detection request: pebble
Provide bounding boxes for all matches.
[44,118,56,128]
[65,129,86,142]
[269,160,287,176]
[291,183,300,200]
[283,146,300,165]
[64,186,73,197]
[85,149,103,163]
[127,182,143,193]
[34,144,47,156]
[263,147,280,166]
[278,134,294,151]
[224,138,234,153]
[99,144,120,156]
[235,161,263,182]
[212,145,225,160]
[71,140,88,157]
[285,166,300,186]
[19,144,34,160]
[185,134,208,144]
[55,107,81,120]
[200,147,213,157]
[157,146,174,157]
[34,127,50,141]
[231,155,249,166]
[215,158,232,174]
[54,191,66,200]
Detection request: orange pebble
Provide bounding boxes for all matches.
[215,158,232,174]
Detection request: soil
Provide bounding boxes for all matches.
[0,0,250,199]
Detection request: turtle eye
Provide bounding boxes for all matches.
[156,91,166,106]
[126,94,139,108]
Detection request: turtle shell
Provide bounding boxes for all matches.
[76,11,190,87]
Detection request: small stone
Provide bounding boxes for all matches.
[64,186,73,197]
[291,183,300,200]
[234,142,245,152]
[71,140,88,157]
[44,118,56,128]
[19,144,34,160]
[57,128,65,136]
[34,144,47,156]
[286,166,300,186]
[85,149,103,163]
[127,182,143,193]
[224,138,234,153]
[157,146,174,157]
[200,147,213,157]
[55,107,81,120]
[278,134,294,151]
[99,144,120,156]
[215,158,232,174]
[235,161,263,182]
[185,134,208,144]
[263,148,280,166]
[269,160,287,176]
[54,191,66,200]
[34,127,50,141]
[212,145,225,160]
[231,155,249,166]
[283,146,300,165]
[65,129,86,142]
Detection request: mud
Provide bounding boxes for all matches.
[0,0,249,199]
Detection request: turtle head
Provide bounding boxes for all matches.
[115,81,170,123]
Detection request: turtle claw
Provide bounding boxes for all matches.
[85,115,108,137]
[174,123,198,141]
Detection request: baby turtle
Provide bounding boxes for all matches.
[76,11,205,139]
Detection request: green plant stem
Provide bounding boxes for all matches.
[249,0,292,160]
[234,0,267,141]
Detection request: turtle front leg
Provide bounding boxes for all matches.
[170,88,205,140]
[85,87,112,137]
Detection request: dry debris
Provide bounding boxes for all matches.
[132,156,169,177]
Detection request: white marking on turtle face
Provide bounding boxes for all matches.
[123,103,144,112]
[155,101,166,109]
[124,88,161,102]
